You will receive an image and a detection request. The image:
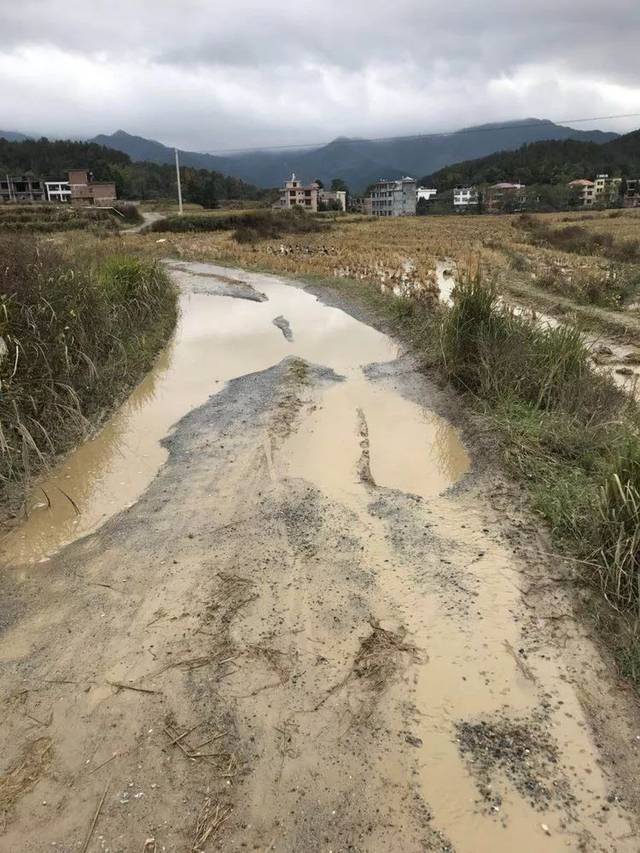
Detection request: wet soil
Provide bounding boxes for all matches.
[1,263,639,852]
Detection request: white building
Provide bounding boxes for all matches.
[417,187,437,202]
[453,186,479,209]
[369,177,417,216]
[45,181,71,202]
[594,174,622,204]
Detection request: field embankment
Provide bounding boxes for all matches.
[0,235,177,513]
[0,202,144,235]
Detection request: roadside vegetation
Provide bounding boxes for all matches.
[387,275,640,683]
[0,235,177,510]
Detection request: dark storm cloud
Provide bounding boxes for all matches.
[1,0,639,149]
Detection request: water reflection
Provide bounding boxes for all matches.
[3,263,469,565]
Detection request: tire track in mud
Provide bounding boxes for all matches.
[0,264,639,852]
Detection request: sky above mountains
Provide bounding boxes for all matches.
[2,0,640,152]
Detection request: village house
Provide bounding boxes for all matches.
[1,170,116,205]
[279,173,320,212]
[351,197,373,215]
[67,169,117,205]
[368,177,417,216]
[0,175,46,203]
[485,182,527,213]
[594,173,622,205]
[417,187,437,202]
[45,180,72,202]
[568,179,596,207]
[318,189,347,211]
[453,186,479,210]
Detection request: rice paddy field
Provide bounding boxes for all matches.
[91,207,637,332]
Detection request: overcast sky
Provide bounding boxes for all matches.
[2,0,640,152]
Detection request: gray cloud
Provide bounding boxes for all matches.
[1,1,639,150]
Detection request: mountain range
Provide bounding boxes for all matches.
[89,121,617,191]
[0,120,622,191]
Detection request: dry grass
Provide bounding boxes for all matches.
[120,210,640,318]
[0,236,177,509]
[192,797,232,851]
[353,618,419,688]
[0,737,52,827]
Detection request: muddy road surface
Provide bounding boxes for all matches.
[1,262,639,852]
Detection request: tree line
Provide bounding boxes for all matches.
[421,132,640,191]
[0,137,273,207]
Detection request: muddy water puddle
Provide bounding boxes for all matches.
[2,261,468,565]
[281,402,633,851]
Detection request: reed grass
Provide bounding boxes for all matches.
[0,235,177,507]
[438,273,640,674]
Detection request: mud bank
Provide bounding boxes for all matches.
[0,263,639,852]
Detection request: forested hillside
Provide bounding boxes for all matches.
[0,137,269,206]
[423,130,640,189]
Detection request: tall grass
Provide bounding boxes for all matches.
[0,236,177,504]
[441,273,640,632]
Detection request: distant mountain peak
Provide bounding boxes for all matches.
[87,119,621,192]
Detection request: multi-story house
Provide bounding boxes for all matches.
[368,177,417,216]
[279,173,320,212]
[594,174,622,205]
[0,175,46,203]
[568,179,596,207]
[485,182,527,213]
[453,186,479,210]
[45,180,72,202]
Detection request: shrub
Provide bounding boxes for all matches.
[112,202,143,224]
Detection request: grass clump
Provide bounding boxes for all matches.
[0,236,177,505]
[441,273,640,673]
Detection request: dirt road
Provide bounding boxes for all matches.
[1,263,639,852]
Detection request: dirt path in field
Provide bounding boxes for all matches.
[1,263,640,852]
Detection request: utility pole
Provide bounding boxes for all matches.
[174,148,183,215]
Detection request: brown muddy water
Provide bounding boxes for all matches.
[1,261,469,565]
[1,262,637,852]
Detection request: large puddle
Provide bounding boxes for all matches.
[2,262,469,565]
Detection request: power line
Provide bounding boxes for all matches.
[204,112,640,156]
